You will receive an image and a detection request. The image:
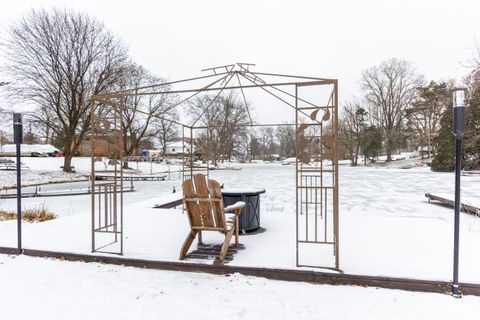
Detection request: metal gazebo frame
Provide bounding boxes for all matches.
[89,63,340,270]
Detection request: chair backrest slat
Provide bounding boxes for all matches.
[183,174,229,231]
[192,174,215,228]
[208,179,226,228]
[183,179,202,227]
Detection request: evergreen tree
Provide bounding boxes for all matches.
[362,125,382,163]
[408,81,450,158]
[464,86,480,170]
[431,104,455,171]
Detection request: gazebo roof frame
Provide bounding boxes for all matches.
[90,63,337,130]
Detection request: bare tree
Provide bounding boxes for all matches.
[2,9,127,171]
[190,92,250,165]
[155,108,179,155]
[361,58,422,161]
[275,125,295,158]
[0,108,12,147]
[339,100,368,165]
[466,38,480,88]
[25,104,57,143]
[189,95,220,163]
[116,63,174,165]
[0,84,11,146]
[217,93,250,161]
[249,135,260,161]
[258,127,275,160]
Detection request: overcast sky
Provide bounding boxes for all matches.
[1,0,479,121]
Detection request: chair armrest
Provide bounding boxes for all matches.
[224,201,246,213]
[184,197,221,202]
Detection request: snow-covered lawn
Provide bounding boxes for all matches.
[0,156,181,189]
[0,158,479,284]
[0,254,478,320]
[0,163,86,189]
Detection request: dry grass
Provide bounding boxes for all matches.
[0,205,56,222]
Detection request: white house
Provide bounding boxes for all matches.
[165,141,194,155]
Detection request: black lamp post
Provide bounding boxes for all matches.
[13,113,23,254]
[451,89,466,298]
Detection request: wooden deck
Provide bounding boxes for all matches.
[185,243,245,264]
[94,173,167,181]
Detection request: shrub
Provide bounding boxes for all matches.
[0,205,56,222]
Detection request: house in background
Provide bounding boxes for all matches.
[165,141,194,156]
[78,135,137,157]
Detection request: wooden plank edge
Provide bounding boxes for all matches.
[425,193,480,216]
[153,198,183,209]
[1,246,479,296]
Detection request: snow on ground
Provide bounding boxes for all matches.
[215,164,480,281]
[0,158,479,284]
[0,157,87,189]
[0,170,87,189]
[0,156,182,224]
[0,143,58,156]
[0,254,478,320]
[0,156,182,189]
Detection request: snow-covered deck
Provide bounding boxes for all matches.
[0,160,480,284]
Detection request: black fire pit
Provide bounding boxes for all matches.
[222,188,266,233]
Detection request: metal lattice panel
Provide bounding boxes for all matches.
[295,82,339,270]
[90,104,124,255]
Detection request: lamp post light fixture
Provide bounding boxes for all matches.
[451,89,466,298]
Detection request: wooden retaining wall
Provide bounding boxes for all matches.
[1,247,479,296]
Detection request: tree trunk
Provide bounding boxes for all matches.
[213,151,217,166]
[44,126,50,144]
[427,133,431,159]
[161,132,167,155]
[63,152,74,172]
[354,142,360,166]
[386,137,393,162]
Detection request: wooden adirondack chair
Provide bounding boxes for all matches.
[180,174,245,262]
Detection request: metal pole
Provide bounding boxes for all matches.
[452,89,466,298]
[13,113,23,254]
[16,142,22,254]
[452,137,462,296]
[333,80,340,270]
[90,101,96,253]
[295,84,299,267]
